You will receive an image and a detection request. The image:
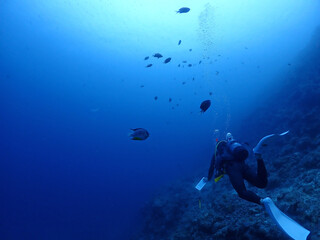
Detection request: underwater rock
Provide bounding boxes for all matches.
[296,136,313,152]
[265,176,281,190]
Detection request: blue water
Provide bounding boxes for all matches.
[1,1,319,239]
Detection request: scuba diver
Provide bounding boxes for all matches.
[198,131,311,239]
[207,132,268,205]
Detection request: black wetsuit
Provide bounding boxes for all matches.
[208,141,268,205]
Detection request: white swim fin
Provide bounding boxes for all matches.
[262,197,310,240]
[253,130,289,154]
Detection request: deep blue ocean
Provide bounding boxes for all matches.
[1,1,320,239]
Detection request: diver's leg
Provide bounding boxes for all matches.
[226,162,261,204]
[243,157,268,188]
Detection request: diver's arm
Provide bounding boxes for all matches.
[207,154,215,181]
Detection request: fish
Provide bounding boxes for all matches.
[188,64,192,67]
[178,40,182,45]
[169,98,172,102]
[164,57,171,64]
[140,85,144,88]
[154,96,158,100]
[209,92,213,96]
[189,49,192,51]
[144,56,149,60]
[199,61,202,64]
[153,53,163,58]
[182,60,187,63]
[129,128,149,141]
[176,7,190,14]
[146,64,152,68]
[200,100,211,113]
[178,64,181,67]
[182,82,186,85]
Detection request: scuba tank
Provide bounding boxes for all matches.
[213,137,249,182]
[227,140,249,162]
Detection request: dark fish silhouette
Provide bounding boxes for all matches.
[146,64,152,68]
[200,100,211,113]
[129,128,149,140]
[199,61,202,64]
[189,49,192,51]
[188,64,192,67]
[176,7,190,13]
[182,60,187,63]
[209,92,213,96]
[144,56,149,60]
[178,40,182,45]
[164,57,171,64]
[169,98,172,102]
[153,53,163,58]
[178,64,181,67]
[154,96,158,100]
